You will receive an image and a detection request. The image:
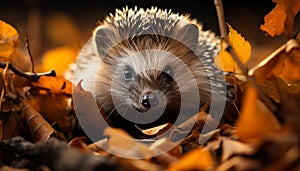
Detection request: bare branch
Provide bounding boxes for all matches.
[214,0,279,114]
[0,62,56,82]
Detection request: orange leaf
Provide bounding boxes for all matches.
[249,38,300,84]
[31,75,73,96]
[235,84,281,143]
[279,47,300,84]
[260,0,300,37]
[168,147,214,171]
[0,20,19,58]
[215,24,251,73]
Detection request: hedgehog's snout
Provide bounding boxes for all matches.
[128,68,175,113]
[140,92,159,109]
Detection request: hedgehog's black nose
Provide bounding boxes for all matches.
[141,93,159,109]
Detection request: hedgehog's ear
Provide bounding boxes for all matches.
[178,24,199,48]
[94,25,114,57]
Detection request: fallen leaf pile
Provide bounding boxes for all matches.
[0,1,300,171]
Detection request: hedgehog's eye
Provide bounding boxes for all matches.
[124,66,135,81]
[163,65,173,77]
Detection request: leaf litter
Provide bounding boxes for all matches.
[0,0,300,170]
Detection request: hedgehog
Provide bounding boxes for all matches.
[71,6,233,138]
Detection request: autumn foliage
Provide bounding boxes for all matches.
[0,1,300,171]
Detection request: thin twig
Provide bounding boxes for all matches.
[0,62,56,82]
[214,0,278,114]
[25,35,35,73]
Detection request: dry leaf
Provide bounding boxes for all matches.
[72,81,108,142]
[0,20,19,59]
[103,127,152,159]
[279,47,300,84]
[167,147,215,171]
[68,137,93,153]
[260,0,300,37]
[22,102,56,142]
[27,94,71,132]
[38,46,78,75]
[136,123,172,136]
[220,137,253,162]
[235,84,281,142]
[249,38,300,85]
[31,75,73,96]
[215,24,251,73]
[259,78,300,103]
[216,157,259,171]
[1,112,23,140]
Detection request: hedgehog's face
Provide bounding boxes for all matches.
[124,65,177,113]
[94,35,208,133]
[105,50,184,129]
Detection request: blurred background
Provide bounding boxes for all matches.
[0,0,298,72]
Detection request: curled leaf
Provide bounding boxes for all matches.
[22,102,56,142]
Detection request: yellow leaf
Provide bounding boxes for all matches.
[168,147,214,171]
[215,24,251,73]
[0,20,19,58]
[38,46,78,75]
[235,84,281,143]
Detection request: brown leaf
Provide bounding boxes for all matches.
[72,81,108,142]
[1,112,22,140]
[27,94,71,132]
[259,78,300,103]
[21,102,56,142]
[31,75,73,96]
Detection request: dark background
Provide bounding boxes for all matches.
[0,0,298,66]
